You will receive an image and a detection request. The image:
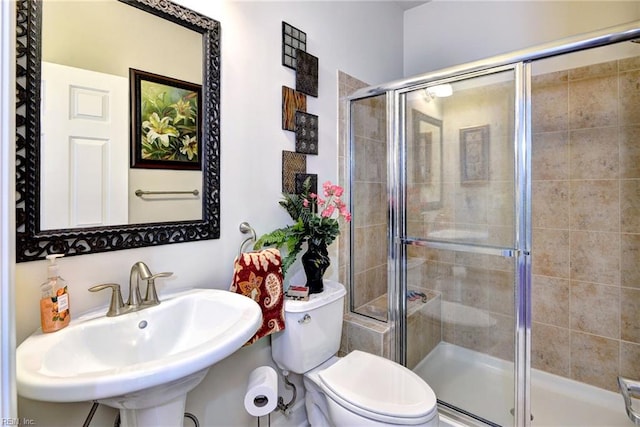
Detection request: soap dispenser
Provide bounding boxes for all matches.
[40,253,71,333]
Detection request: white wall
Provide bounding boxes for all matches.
[13,1,404,425]
[43,0,202,81]
[1,0,16,420]
[404,0,640,77]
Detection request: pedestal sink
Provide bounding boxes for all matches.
[17,288,262,426]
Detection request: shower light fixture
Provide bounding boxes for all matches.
[423,83,453,101]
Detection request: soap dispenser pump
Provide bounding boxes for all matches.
[40,253,71,333]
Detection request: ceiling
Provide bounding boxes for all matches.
[394,0,429,11]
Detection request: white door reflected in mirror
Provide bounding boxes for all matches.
[41,62,128,230]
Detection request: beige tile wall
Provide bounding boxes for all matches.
[337,72,391,357]
[338,71,389,315]
[531,56,640,392]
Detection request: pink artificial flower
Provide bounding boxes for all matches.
[316,196,326,207]
[321,204,336,217]
[343,212,352,222]
[309,193,317,199]
[333,185,344,197]
[303,199,309,208]
[322,181,332,197]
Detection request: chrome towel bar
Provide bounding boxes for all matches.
[135,189,199,197]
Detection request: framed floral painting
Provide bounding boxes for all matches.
[130,68,202,170]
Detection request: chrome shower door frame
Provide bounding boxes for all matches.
[393,64,528,426]
[345,19,640,427]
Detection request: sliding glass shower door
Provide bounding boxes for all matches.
[395,66,529,426]
[347,21,640,427]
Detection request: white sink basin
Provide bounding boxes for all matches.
[17,288,262,406]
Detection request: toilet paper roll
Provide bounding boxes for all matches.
[244,366,278,417]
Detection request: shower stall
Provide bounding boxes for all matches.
[346,21,640,427]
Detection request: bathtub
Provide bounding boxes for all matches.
[414,342,631,426]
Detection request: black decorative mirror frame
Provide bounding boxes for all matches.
[15,0,220,263]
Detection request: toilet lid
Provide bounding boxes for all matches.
[317,351,437,422]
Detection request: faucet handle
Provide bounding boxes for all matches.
[150,271,173,280]
[89,283,126,317]
[143,272,173,306]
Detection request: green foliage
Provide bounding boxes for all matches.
[254,177,350,277]
[254,221,305,275]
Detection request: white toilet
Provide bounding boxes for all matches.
[271,280,439,426]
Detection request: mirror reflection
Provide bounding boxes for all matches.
[407,108,443,212]
[15,0,220,262]
[40,0,203,229]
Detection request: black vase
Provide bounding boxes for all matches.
[301,240,330,294]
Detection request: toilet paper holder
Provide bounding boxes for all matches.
[244,366,278,417]
[253,395,269,407]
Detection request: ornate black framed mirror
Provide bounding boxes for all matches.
[15,0,220,262]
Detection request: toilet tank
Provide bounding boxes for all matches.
[271,280,346,374]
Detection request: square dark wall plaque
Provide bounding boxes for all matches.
[295,111,318,155]
[282,22,307,69]
[295,173,317,195]
[282,151,307,193]
[295,49,318,97]
[282,86,307,131]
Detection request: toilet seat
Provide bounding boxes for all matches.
[317,351,438,424]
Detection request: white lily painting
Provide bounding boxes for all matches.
[131,68,201,169]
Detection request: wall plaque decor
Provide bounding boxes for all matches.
[460,124,490,183]
[282,86,307,131]
[295,173,317,195]
[282,21,307,69]
[295,111,318,155]
[295,49,318,97]
[282,150,307,193]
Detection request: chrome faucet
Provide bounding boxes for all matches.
[128,261,153,308]
[618,376,640,424]
[89,261,173,317]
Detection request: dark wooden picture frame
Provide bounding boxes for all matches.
[130,68,202,170]
[460,124,490,183]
